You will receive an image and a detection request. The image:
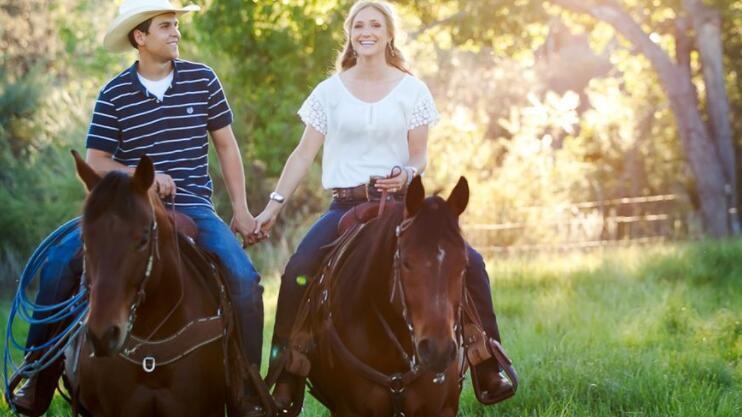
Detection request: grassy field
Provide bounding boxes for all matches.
[2,241,740,416]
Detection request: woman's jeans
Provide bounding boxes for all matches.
[272,199,501,348]
[25,206,264,367]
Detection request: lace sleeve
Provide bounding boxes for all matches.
[408,90,440,130]
[297,94,327,135]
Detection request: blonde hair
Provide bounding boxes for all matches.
[335,0,411,74]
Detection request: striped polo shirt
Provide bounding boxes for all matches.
[85,59,233,209]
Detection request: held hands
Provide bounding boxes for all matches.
[231,208,262,248]
[253,203,280,240]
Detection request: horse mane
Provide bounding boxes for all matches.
[330,197,463,326]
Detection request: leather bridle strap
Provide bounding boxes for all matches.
[324,319,421,417]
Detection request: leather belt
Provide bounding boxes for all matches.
[332,184,406,202]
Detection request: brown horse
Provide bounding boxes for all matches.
[299,176,471,417]
[64,152,234,417]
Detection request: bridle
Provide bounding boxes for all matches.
[387,215,466,378]
[323,213,467,417]
[82,198,191,359]
[126,213,160,335]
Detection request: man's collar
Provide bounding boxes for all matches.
[128,60,180,98]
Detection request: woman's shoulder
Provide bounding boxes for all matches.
[402,73,433,95]
[310,74,341,97]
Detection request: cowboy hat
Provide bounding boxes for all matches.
[103,0,200,53]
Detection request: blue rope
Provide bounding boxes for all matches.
[3,217,89,412]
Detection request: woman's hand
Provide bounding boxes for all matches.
[374,168,408,193]
[253,203,281,239]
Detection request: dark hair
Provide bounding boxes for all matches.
[127,18,154,49]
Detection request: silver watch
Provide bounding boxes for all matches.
[405,166,418,185]
[269,191,286,204]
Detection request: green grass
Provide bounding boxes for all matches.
[2,241,741,416]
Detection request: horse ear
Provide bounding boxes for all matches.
[132,155,155,194]
[405,175,425,217]
[446,176,469,216]
[71,150,101,192]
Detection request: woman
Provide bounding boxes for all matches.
[253,0,514,409]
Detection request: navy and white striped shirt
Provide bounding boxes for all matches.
[86,59,233,209]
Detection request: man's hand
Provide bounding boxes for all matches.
[153,172,177,199]
[231,209,261,247]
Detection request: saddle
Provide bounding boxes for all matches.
[168,209,198,239]
[337,201,393,235]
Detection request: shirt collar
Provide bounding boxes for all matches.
[128,60,180,98]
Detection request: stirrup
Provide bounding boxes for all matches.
[266,347,307,417]
[469,338,519,405]
[273,373,306,417]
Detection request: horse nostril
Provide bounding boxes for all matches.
[88,325,122,356]
[418,338,457,372]
[418,338,433,363]
[104,325,121,351]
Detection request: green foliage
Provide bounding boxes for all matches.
[1,0,741,275]
[188,0,348,176]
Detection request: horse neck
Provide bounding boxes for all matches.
[132,210,209,336]
[332,223,413,370]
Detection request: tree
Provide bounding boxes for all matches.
[545,0,737,237]
[405,0,739,237]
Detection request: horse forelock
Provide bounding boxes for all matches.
[83,171,171,232]
[409,196,463,244]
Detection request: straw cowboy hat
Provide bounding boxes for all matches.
[103,0,200,53]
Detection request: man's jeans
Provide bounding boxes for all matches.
[26,206,264,367]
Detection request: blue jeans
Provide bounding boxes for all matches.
[26,206,264,367]
[271,199,501,346]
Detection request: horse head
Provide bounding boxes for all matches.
[396,175,469,374]
[72,150,162,357]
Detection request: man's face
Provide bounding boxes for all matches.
[136,13,180,60]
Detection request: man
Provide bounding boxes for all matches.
[8,1,266,415]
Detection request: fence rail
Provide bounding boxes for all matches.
[462,194,695,255]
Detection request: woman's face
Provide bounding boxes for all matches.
[350,6,390,58]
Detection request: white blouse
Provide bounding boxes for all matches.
[298,73,440,189]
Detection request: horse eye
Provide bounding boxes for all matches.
[136,233,149,251]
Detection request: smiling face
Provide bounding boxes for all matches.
[133,12,181,61]
[350,6,391,58]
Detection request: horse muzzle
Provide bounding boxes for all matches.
[417,337,457,374]
[87,324,126,357]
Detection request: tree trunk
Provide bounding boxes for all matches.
[548,0,731,237]
[682,0,739,234]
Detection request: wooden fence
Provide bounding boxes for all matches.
[463,194,699,255]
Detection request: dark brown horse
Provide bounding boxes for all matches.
[64,152,233,417]
[300,176,471,417]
